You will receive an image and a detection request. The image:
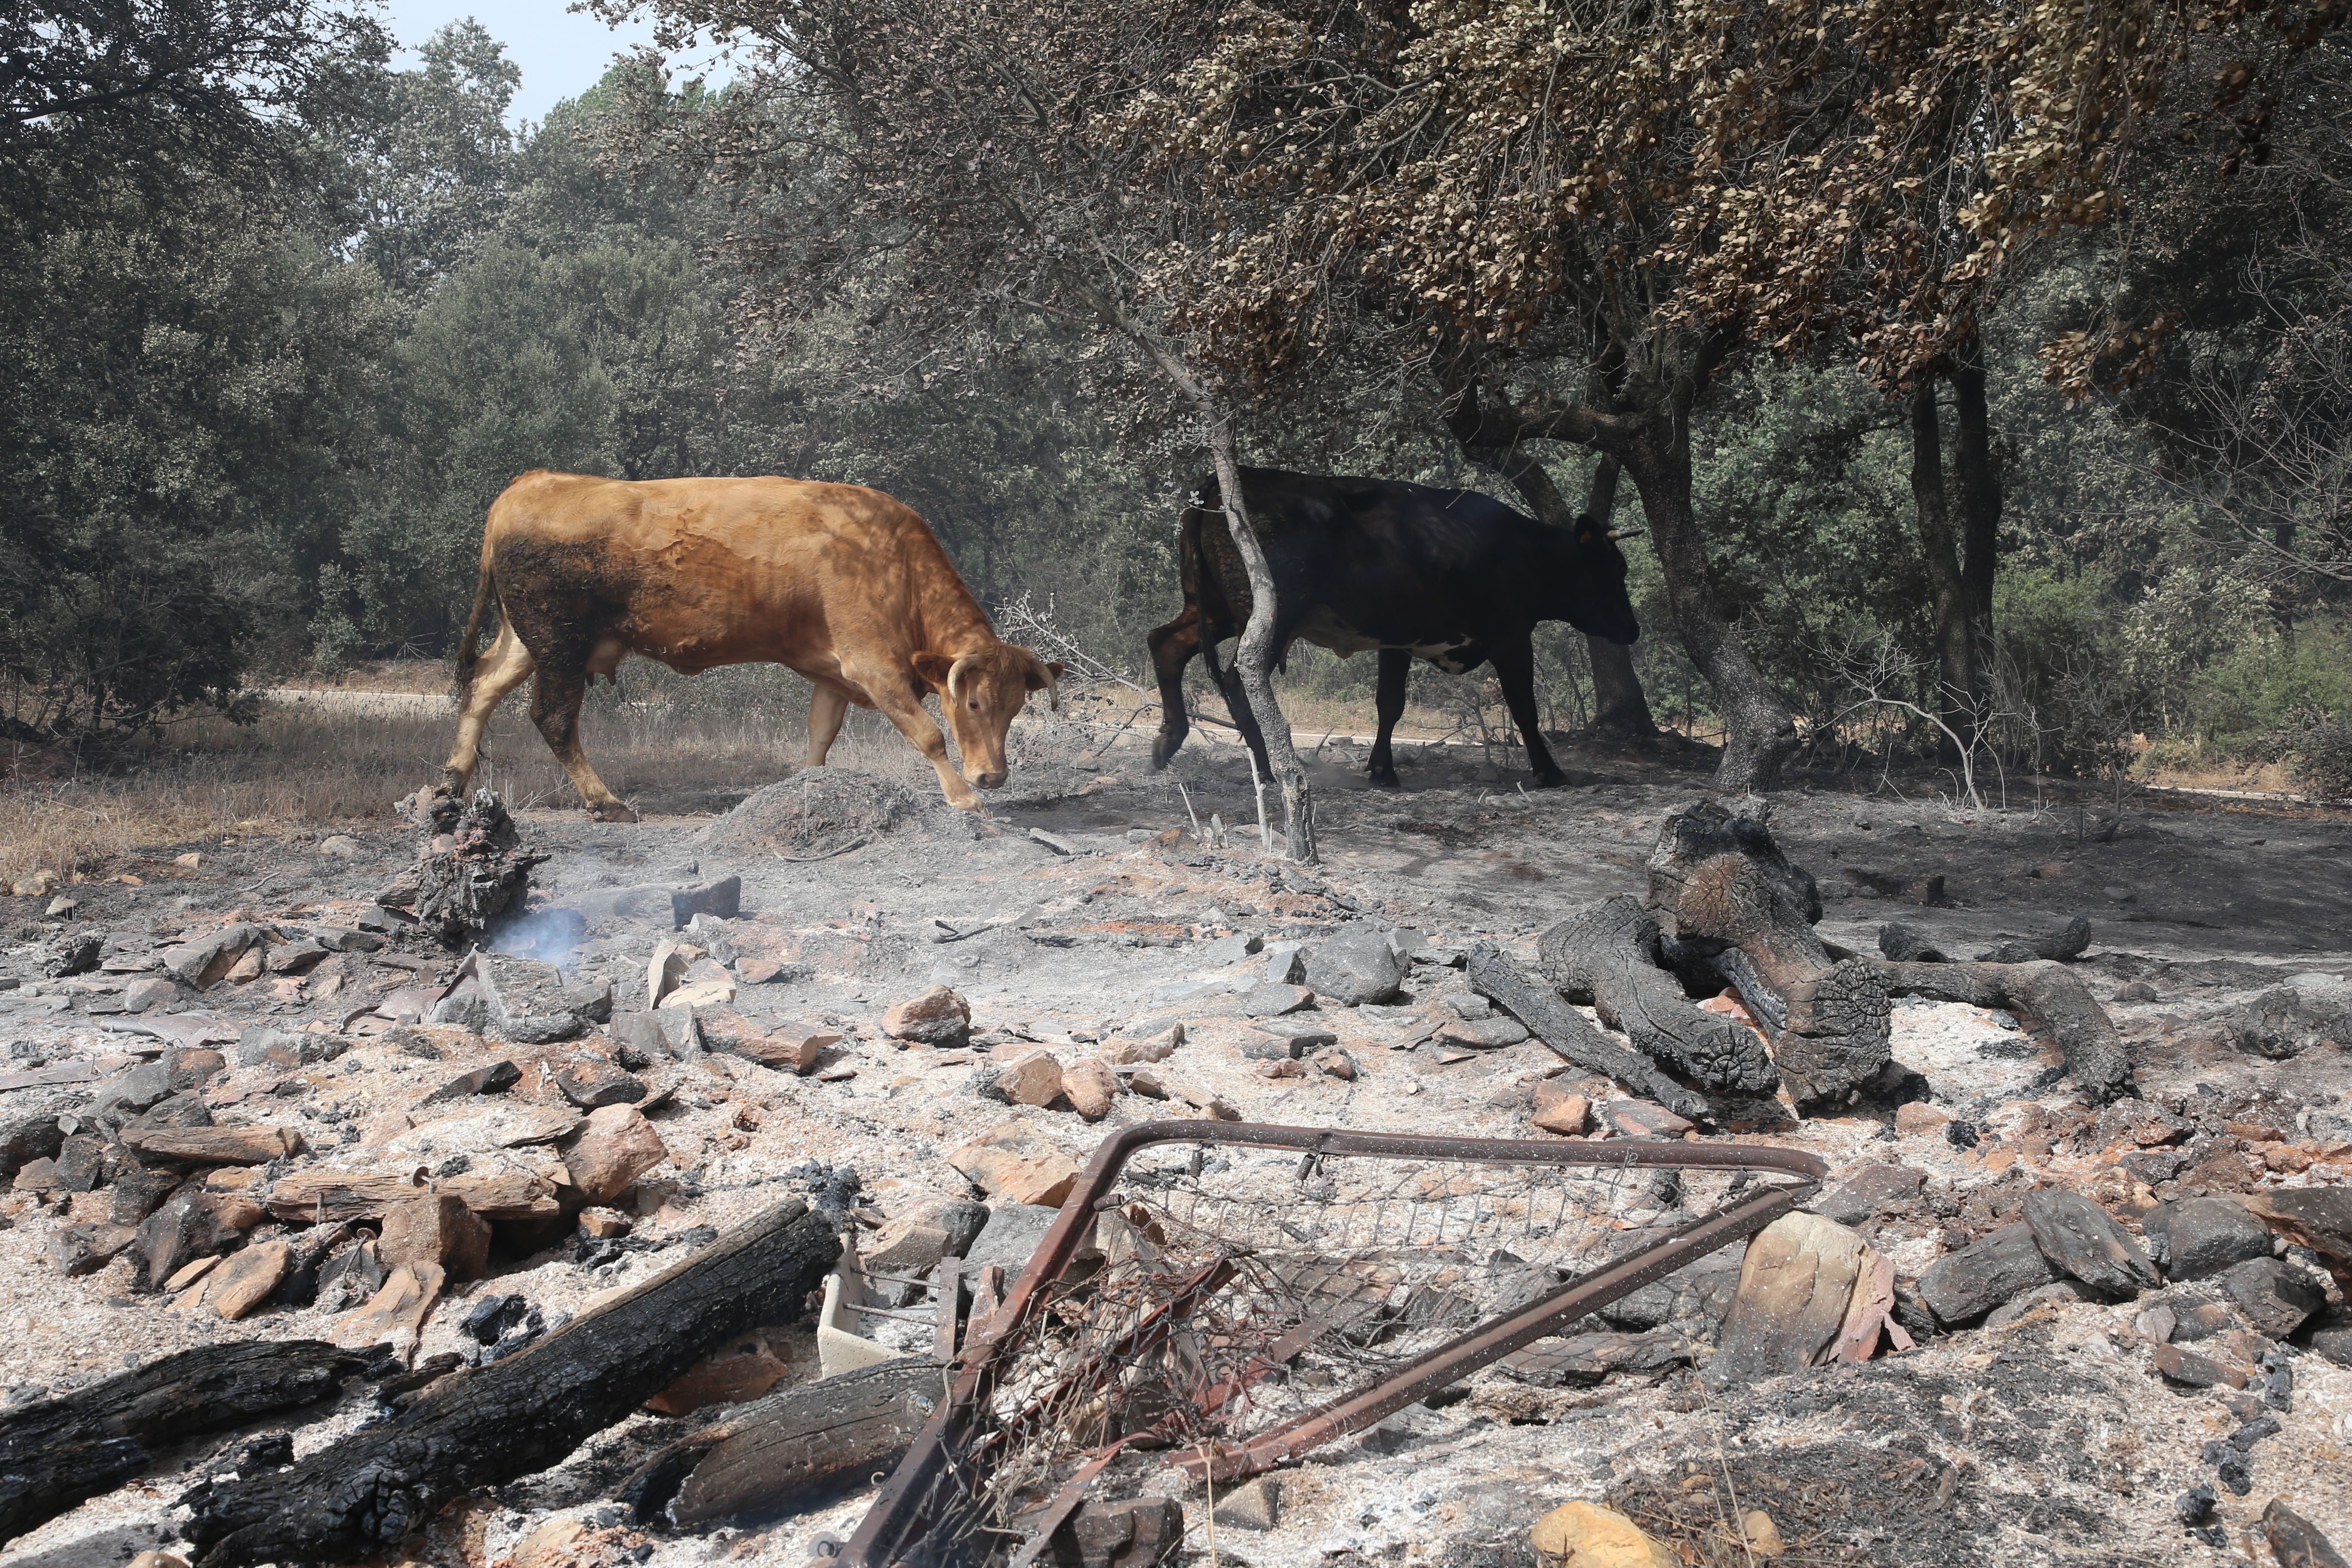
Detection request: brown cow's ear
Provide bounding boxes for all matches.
[911,652,957,690]
[1025,660,1066,692]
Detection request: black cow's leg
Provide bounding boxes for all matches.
[529,645,636,822]
[1146,605,1201,770]
[1490,635,1568,787]
[1369,648,1409,788]
[1212,641,1276,784]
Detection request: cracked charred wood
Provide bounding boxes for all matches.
[1466,943,1710,1123]
[1,1340,365,1547]
[1643,800,1890,1108]
[620,1358,943,1526]
[181,1199,841,1568]
[1871,959,2133,1101]
[1538,896,1777,1094]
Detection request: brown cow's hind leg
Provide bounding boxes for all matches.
[807,685,849,767]
[443,622,535,796]
[530,658,637,822]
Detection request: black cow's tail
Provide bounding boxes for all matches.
[452,552,497,704]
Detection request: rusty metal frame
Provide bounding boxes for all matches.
[841,1120,1825,1568]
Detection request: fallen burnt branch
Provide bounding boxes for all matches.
[1537,897,1776,1095]
[621,1358,944,1526]
[1645,800,1890,1108]
[1465,943,1711,1123]
[182,1199,840,1568]
[1,1340,365,1547]
[1870,959,2133,1101]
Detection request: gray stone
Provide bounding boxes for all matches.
[671,876,742,929]
[2217,1258,2325,1339]
[1303,925,1405,1006]
[1262,944,1307,985]
[1918,1222,2061,1326]
[1807,1163,1925,1227]
[1253,1018,1338,1052]
[2023,1188,2161,1295]
[1982,1279,2106,1329]
[2223,986,2351,1060]
[90,1061,173,1120]
[1599,1248,1743,1332]
[2305,1311,2352,1369]
[162,924,260,987]
[1212,1477,1280,1532]
[2150,1197,2274,1281]
[963,1203,1060,1273]
[935,1200,990,1259]
[1242,983,1314,1017]
[1204,933,1264,965]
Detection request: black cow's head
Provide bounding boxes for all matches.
[1553,514,1642,645]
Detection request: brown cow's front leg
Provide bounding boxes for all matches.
[806,685,849,767]
[530,658,637,822]
[855,664,980,810]
[1488,636,1567,787]
[1146,605,1200,770]
[1368,648,1409,788]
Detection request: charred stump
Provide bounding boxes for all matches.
[1466,943,1711,1123]
[0,1340,365,1547]
[377,787,547,947]
[1538,896,1777,1095]
[1643,800,1890,1108]
[1871,959,2133,1101]
[181,1199,841,1568]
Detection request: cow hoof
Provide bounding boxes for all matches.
[1369,770,1402,790]
[587,802,639,823]
[1532,772,1569,790]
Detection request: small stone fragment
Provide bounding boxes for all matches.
[1302,926,1404,1005]
[992,1050,1066,1109]
[2150,1197,2273,1281]
[884,984,973,1048]
[1917,1222,2059,1326]
[946,1120,1080,1207]
[553,1058,648,1109]
[379,1194,493,1283]
[1211,1476,1281,1532]
[2217,1257,2324,1339]
[1711,1212,1874,1378]
[208,1240,294,1320]
[1599,1100,1695,1139]
[1100,1024,1182,1065]
[1741,1510,1785,1559]
[1529,1500,1676,1568]
[560,1104,670,1206]
[1061,1057,1120,1120]
[1531,1093,1591,1136]
[2263,1498,2351,1568]
[1242,982,1314,1017]
[2021,1188,2161,1295]
[2151,1342,2250,1389]
[671,875,742,929]
[1894,1102,1949,1136]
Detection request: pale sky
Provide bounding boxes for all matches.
[375,0,732,125]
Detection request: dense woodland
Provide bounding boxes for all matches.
[3,0,2349,832]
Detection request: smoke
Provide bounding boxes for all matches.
[487,905,587,970]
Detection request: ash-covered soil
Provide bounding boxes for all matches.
[3,723,2349,1568]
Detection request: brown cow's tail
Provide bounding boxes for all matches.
[452,554,497,704]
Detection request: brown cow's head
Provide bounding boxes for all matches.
[911,645,1066,790]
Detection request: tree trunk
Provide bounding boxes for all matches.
[1621,425,1795,790]
[1206,420,1315,862]
[1949,333,2000,631]
[1580,455,1659,737]
[1908,377,1976,751]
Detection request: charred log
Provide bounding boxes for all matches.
[1870,959,2133,1101]
[0,1340,364,1547]
[1466,943,1710,1123]
[1538,897,1777,1094]
[181,1199,841,1568]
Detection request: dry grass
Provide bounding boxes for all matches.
[0,666,936,888]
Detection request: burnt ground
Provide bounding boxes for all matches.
[3,718,2350,1568]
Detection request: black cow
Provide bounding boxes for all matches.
[1147,467,1641,788]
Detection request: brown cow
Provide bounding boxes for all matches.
[441,471,1062,819]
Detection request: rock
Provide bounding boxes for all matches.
[1242,982,1314,1017]
[990,1050,1066,1109]
[1918,1223,2060,1326]
[121,977,178,1013]
[380,1194,493,1283]
[1211,1477,1281,1532]
[884,984,972,1047]
[162,924,261,989]
[671,875,742,929]
[1894,1102,1949,1136]
[51,1222,139,1276]
[724,1021,840,1074]
[2150,1197,2273,1280]
[318,835,361,858]
[947,1120,1080,1207]
[560,1104,669,1205]
[334,1261,444,1354]
[553,1058,647,1109]
[2217,1257,2324,1338]
[207,1240,294,1320]
[2265,1498,2352,1568]
[1531,1093,1592,1136]
[1061,1058,1119,1121]
[1303,926,1404,1005]
[120,1126,303,1167]
[134,1189,230,1288]
[579,1207,632,1239]
[1598,1100,1694,1139]
[1529,1501,1676,1568]
[1434,1016,1531,1049]
[2152,1342,2250,1389]
[128,1552,190,1568]
[964,1202,1061,1273]
[1741,1511,1785,1559]
[2223,986,2351,1060]
[2022,1188,2160,1295]
[1982,1279,2105,1328]
[514,1520,587,1568]
[1314,1047,1358,1080]
[2114,981,2159,1003]
[1101,1023,1182,1064]
[1204,933,1263,964]
[1711,1212,1875,1378]
[417,1061,521,1106]
[646,939,692,1007]
[1253,1018,1337,1052]
[1262,944,1307,985]
[2242,1188,2352,1267]
[1809,1164,1925,1226]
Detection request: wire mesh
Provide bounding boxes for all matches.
[847,1124,1822,1568]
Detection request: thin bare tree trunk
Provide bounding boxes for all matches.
[1949,332,2000,633]
[1908,376,1976,752]
[1206,420,1316,862]
[1579,454,1658,737]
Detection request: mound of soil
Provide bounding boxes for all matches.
[695,766,980,859]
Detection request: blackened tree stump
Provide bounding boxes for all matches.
[1466,943,1711,1122]
[1870,959,2133,1101]
[1,1339,364,1546]
[1538,896,1778,1094]
[182,1199,841,1568]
